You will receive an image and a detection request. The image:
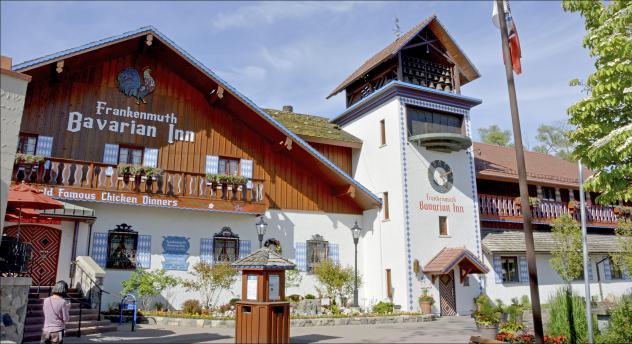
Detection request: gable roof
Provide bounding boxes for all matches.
[327,15,480,99]
[482,231,622,254]
[423,247,488,275]
[13,26,382,210]
[473,142,590,188]
[265,108,362,148]
[231,247,296,270]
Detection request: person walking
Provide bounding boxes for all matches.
[41,281,71,344]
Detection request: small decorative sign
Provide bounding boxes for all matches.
[162,236,190,255]
[247,275,258,300]
[161,236,190,270]
[162,254,189,271]
[269,274,280,301]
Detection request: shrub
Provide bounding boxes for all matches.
[499,321,526,334]
[153,302,166,311]
[599,293,632,344]
[520,295,531,310]
[182,299,203,315]
[313,259,361,306]
[181,262,238,309]
[474,294,500,325]
[304,294,316,300]
[330,304,341,315]
[229,298,241,306]
[121,269,178,310]
[287,294,302,303]
[546,288,598,344]
[372,301,394,315]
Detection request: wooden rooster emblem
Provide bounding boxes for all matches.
[117,67,156,104]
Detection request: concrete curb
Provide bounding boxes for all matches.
[143,314,436,329]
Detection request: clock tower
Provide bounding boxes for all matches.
[329,15,487,314]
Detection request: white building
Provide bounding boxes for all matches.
[2,15,630,329]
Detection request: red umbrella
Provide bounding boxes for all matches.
[6,182,64,239]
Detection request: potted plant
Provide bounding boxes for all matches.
[144,167,164,192]
[513,196,541,207]
[15,153,45,166]
[567,200,577,210]
[231,176,247,200]
[218,175,231,199]
[117,163,132,182]
[474,294,500,338]
[418,289,434,315]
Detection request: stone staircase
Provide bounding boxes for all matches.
[22,286,117,343]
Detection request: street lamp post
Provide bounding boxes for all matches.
[350,221,362,308]
[256,215,268,248]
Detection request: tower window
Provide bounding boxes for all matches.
[380,119,386,146]
[439,216,448,236]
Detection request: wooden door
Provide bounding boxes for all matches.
[439,270,457,316]
[4,225,61,286]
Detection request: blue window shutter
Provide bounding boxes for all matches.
[327,243,340,264]
[623,267,631,281]
[103,144,119,164]
[143,148,159,167]
[493,256,503,283]
[200,238,213,264]
[518,256,529,283]
[239,240,251,259]
[295,242,306,271]
[603,258,612,281]
[240,159,254,189]
[205,155,219,174]
[35,136,53,157]
[137,235,151,269]
[91,232,108,268]
[588,260,593,281]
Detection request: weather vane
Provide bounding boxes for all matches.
[393,16,401,38]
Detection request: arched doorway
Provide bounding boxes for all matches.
[3,225,61,286]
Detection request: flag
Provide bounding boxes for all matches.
[492,0,522,75]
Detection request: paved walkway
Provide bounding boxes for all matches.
[64,316,479,343]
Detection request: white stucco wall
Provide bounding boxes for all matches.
[75,203,366,310]
[1,71,30,233]
[483,252,632,304]
[340,98,411,309]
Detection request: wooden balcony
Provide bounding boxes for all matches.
[12,157,266,214]
[478,194,621,228]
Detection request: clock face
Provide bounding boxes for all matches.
[428,160,454,193]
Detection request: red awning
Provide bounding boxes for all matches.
[8,182,64,210]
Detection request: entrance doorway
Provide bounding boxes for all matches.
[439,270,457,316]
[3,225,61,286]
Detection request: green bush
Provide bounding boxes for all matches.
[182,299,203,315]
[372,301,394,315]
[474,294,500,325]
[121,269,178,310]
[229,298,241,306]
[546,288,598,344]
[313,259,361,306]
[287,294,302,303]
[599,293,632,344]
[304,294,316,300]
[330,304,341,315]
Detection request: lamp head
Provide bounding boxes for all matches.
[350,220,362,240]
[256,215,268,236]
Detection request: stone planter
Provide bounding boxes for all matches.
[476,323,498,339]
[296,299,321,316]
[419,301,433,315]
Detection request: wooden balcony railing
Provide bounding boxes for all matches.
[478,194,620,226]
[12,157,265,204]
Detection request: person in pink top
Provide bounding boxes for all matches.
[41,281,70,344]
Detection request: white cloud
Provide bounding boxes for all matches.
[212,2,358,30]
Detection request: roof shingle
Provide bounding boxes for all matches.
[482,231,623,254]
[231,247,296,270]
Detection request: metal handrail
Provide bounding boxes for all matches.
[71,260,113,330]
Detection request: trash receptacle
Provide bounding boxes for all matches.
[231,247,295,343]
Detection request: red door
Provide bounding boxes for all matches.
[4,225,61,286]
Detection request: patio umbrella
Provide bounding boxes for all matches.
[7,182,64,239]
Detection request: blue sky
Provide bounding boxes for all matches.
[0,1,593,144]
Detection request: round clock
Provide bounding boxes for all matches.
[428,160,454,193]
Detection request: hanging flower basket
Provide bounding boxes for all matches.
[264,238,282,254]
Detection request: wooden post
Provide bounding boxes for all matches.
[495,1,544,342]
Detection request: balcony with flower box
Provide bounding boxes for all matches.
[478,194,623,228]
[11,156,266,214]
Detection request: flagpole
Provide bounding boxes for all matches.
[494,1,544,342]
[578,161,594,344]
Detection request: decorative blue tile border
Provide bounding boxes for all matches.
[398,98,414,311]
[400,97,469,116]
[464,113,483,291]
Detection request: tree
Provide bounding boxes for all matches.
[478,125,512,146]
[121,269,178,310]
[532,122,574,161]
[285,269,303,289]
[611,218,632,274]
[313,259,361,306]
[549,214,584,284]
[181,262,238,309]
[562,0,632,204]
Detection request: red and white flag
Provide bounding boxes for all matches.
[492,0,522,75]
